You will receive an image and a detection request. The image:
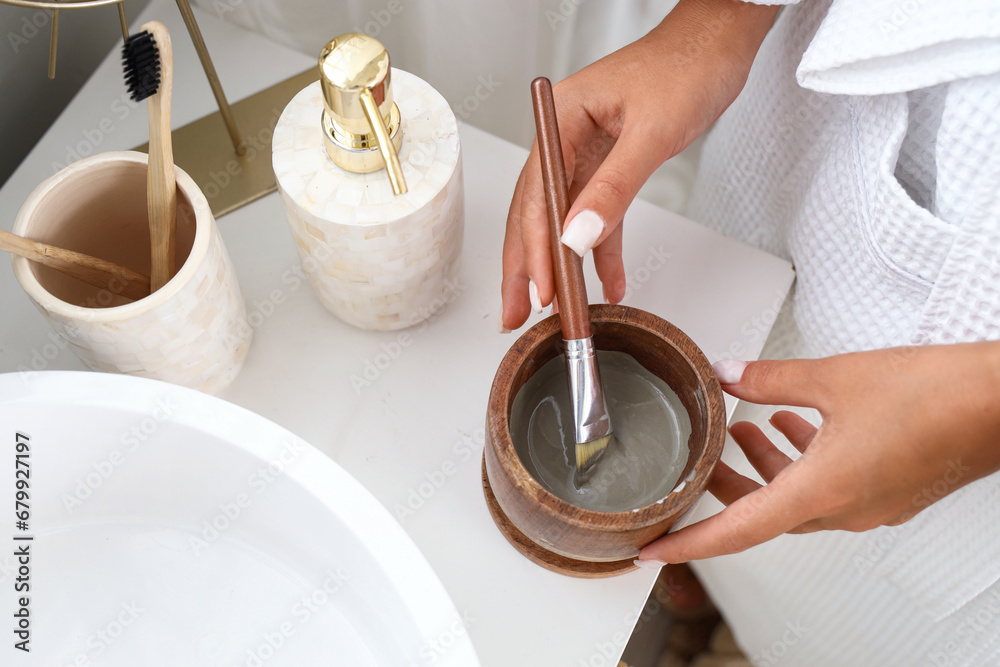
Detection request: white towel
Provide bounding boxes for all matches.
[797,0,1000,95]
[686,0,1000,664]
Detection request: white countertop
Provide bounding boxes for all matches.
[0,2,794,665]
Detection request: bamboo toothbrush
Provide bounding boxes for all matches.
[122,21,176,293]
[531,77,614,475]
[1,228,150,301]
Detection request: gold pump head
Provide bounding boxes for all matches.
[319,33,407,195]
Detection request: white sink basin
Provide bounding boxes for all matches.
[0,371,480,666]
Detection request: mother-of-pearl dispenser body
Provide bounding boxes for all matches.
[273,34,463,330]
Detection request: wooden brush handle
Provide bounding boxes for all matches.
[1,228,150,301]
[531,77,590,341]
[143,21,176,293]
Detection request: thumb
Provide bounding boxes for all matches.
[637,470,813,563]
[712,358,829,410]
[559,125,665,258]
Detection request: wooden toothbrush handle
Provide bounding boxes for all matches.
[531,77,590,341]
[143,21,176,293]
[1,228,150,301]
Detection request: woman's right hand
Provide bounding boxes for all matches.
[499,0,780,332]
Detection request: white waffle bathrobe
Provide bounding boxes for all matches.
[685,0,1000,664]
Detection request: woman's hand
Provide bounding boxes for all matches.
[499,0,779,331]
[636,341,1000,566]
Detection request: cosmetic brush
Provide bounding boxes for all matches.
[531,77,613,475]
[122,21,176,293]
[1,228,150,301]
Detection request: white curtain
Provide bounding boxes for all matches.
[196,0,678,148]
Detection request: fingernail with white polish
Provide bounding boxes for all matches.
[561,209,605,257]
[633,559,667,570]
[528,278,543,314]
[498,306,511,334]
[713,359,747,384]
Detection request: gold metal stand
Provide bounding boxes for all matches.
[4,0,313,217]
[136,68,318,217]
[3,0,131,79]
[173,0,244,155]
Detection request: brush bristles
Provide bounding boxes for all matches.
[122,30,160,102]
[576,434,611,472]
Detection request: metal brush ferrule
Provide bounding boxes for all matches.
[563,338,612,445]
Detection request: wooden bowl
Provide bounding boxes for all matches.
[483,304,726,578]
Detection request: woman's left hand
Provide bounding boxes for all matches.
[637,341,1000,566]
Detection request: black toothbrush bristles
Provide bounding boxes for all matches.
[122,30,161,102]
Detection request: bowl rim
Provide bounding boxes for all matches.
[487,304,726,531]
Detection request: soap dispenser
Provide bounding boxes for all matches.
[272,33,463,331]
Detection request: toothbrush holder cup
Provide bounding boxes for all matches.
[12,151,251,394]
